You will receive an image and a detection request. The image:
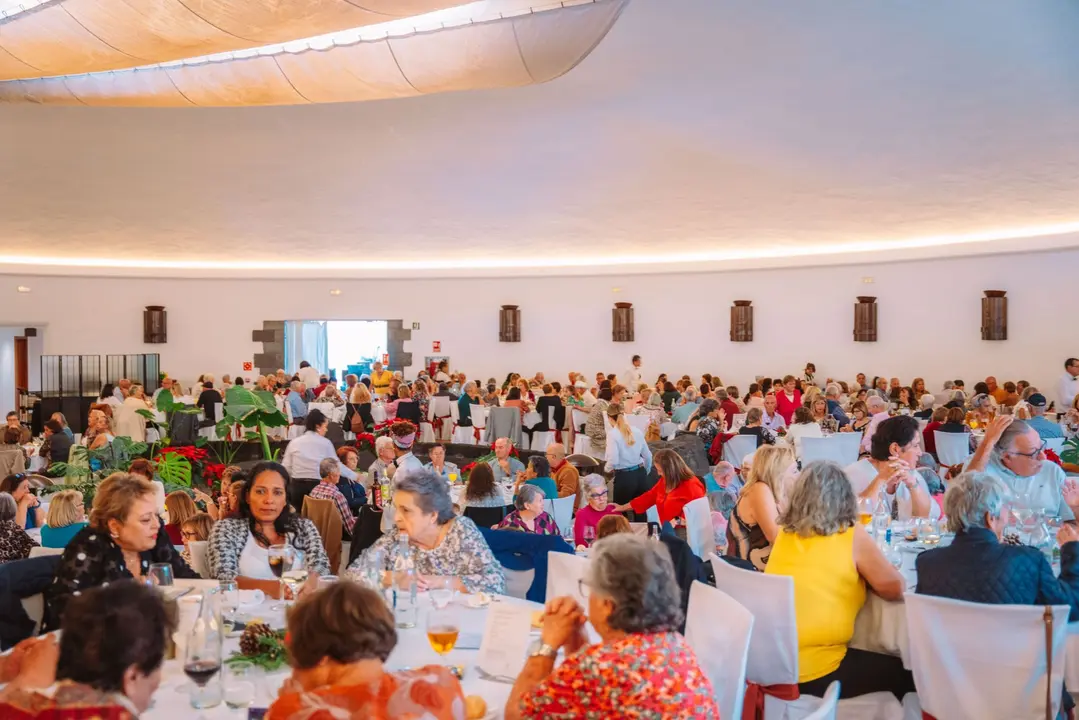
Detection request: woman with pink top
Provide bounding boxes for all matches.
[774,375,803,425]
[573,474,620,547]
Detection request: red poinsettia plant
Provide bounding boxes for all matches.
[354,433,377,453]
[1046,448,1063,467]
[158,445,210,462]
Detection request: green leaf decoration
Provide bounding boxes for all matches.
[1061,436,1079,466]
[156,452,192,487]
[136,408,155,421]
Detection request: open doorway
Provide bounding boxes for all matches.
[282,320,388,381]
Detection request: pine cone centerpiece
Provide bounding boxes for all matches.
[239,622,276,657]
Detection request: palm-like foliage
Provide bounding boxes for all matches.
[216,386,288,460]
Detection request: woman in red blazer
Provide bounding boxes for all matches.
[774,375,802,425]
[619,449,706,527]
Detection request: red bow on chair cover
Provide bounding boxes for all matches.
[742,681,799,720]
[431,416,446,438]
[473,426,481,442]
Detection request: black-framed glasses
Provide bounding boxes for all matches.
[1009,441,1047,459]
[577,579,591,597]
[589,490,608,499]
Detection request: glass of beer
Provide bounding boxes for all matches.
[426,605,460,661]
[857,497,874,526]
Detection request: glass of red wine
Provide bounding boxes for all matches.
[183,607,223,714]
[268,543,294,611]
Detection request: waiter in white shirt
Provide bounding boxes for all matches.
[624,355,643,391]
[603,403,653,521]
[297,360,321,391]
[1059,358,1079,411]
[281,408,357,510]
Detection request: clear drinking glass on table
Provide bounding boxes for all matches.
[428,576,456,610]
[281,550,308,607]
[268,543,295,611]
[222,663,259,712]
[148,562,174,587]
[857,497,874,527]
[360,548,385,591]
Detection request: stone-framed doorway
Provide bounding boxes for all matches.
[251,320,412,376]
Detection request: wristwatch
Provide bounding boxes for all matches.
[528,641,558,660]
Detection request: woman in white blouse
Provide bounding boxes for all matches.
[785,406,823,460]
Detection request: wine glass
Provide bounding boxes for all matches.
[857,497,874,527]
[183,614,223,713]
[583,525,596,547]
[428,576,455,610]
[148,563,174,587]
[268,543,294,611]
[282,550,308,608]
[426,604,460,663]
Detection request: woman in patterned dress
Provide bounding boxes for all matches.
[268,581,464,720]
[494,484,559,535]
[506,533,718,719]
[347,468,505,594]
[0,492,36,562]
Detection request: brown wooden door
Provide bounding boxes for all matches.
[14,336,27,390]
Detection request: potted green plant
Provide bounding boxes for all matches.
[216,386,289,461]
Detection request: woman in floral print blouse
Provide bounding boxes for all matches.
[506,533,718,720]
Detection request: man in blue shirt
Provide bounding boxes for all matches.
[287,380,308,422]
[1025,394,1064,439]
[671,387,700,425]
[488,436,525,485]
[824,383,850,428]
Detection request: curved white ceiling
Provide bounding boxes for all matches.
[0,0,476,80]
[0,0,625,106]
[1,0,1079,278]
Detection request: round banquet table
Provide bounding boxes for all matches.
[144,579,540,720]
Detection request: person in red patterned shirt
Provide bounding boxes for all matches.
[309,458,356,536]
[505,533,718,719]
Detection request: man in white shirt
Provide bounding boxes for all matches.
[1059,358,1079,410]
[760,393,787,433]
[966,415,1079,521]
[933,380,955,409]
[281,408,357,509]
[624,355,643,391]
[576,381,597,410]
[297,361,321,391]
[844,415,937,520]
[860,395,891,453]
[151,377,173,404]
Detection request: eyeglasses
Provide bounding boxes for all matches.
[577,579,591,598]
[1008,441,1047,459]
[181,531,200,539]
[588,490,608,499]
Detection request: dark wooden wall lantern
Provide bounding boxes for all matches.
[499,305,521,343]
[730,300,753,342]
[854,296,877,342]
[612,302,635,342]
[143,306,167,344]
[981,290,1007,341]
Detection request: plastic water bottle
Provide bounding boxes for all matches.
[872,490,891,540]
[392,533,418,628]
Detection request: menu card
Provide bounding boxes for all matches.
[475,603,534,680]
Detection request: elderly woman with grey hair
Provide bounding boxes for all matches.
[573,474,619,547]
[494,484,559,535]
[347,468,505,594]
[633,391,667,428]
[764,460,913,701]
[0,491,36,562]
[506,534,719,719]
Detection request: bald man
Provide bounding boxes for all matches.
[544,443,580,506]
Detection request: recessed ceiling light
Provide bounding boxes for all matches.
[612,287,621,293]
[16,286,30,293]
[862,277,874,284]
[329,289,342,296]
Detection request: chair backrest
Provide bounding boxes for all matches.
[685,581,754,720]
[547,405,558,430]
[485,407,522,446]
[905,593,1069,720]
[302,495,343,573]
[801,681,840,720]
[187,540,210,578]
[722,435,758,469]
[463,504,508,529]
[829,432,863,465]
[430,395,451,419]
[646,505,660,524]
[346,505,384,566]
[798,436,854,466]
[546,551,590,605]
[934,431,972,466]
[683,496,714,559]
[504,568,536,599]
[469,402,488,429]
[571,408,590,430]
[1046,437,1066,454]
[548,495,575,535]
[29,546,64,558]
[625,414,650,433]
[309,402,335,419]
[709,555,799,686]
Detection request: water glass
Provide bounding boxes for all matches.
[148,563,174,587]
[428,576,455,610]
[222,663,259,711]
[217,580,240,637]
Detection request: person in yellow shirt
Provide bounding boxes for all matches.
[764,460,913,701]
[370,362,394,398]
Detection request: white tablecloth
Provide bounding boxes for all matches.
[145,580,540,719]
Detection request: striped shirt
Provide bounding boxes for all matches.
[309,481,356,534]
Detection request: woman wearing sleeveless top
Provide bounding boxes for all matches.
[725,444,795,570]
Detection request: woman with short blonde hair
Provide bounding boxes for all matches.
[726,444,796,571]
[164,491,197,544]
[41,489,88,549]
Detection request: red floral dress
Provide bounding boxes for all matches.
[520,632,719,719]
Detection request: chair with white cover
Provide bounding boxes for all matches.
[453,403,478,444]
[429,396,453,442]
[548,494,575,536]
[646,505,660,524]
[284,402,304,440]
[683,496,714,559]
[904,593,1069,720]
[803,683,840,720]
[934,431,972,466]
[20,594,45,637]
[570,408,593,456]
[685,581,754,720]
[1045,437,1066,455]
[503,568,536,599]
[529,407,560,454]
[625,414,650,434]
[709,556,901,720]
[660,421,679,440]
[186,540,210,578]
[800,437,860,467]
[418,420,437,444]
[723,435,759,470]
[468,403,488,436]
[546,551,590,605]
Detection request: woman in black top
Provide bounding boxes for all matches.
[738,407,777,446]
[534,384,564,432]
[660,381,682,414]
[197,382,221,424]
[391,385,422,425]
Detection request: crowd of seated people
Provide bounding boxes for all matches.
[3,356,1079,717]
